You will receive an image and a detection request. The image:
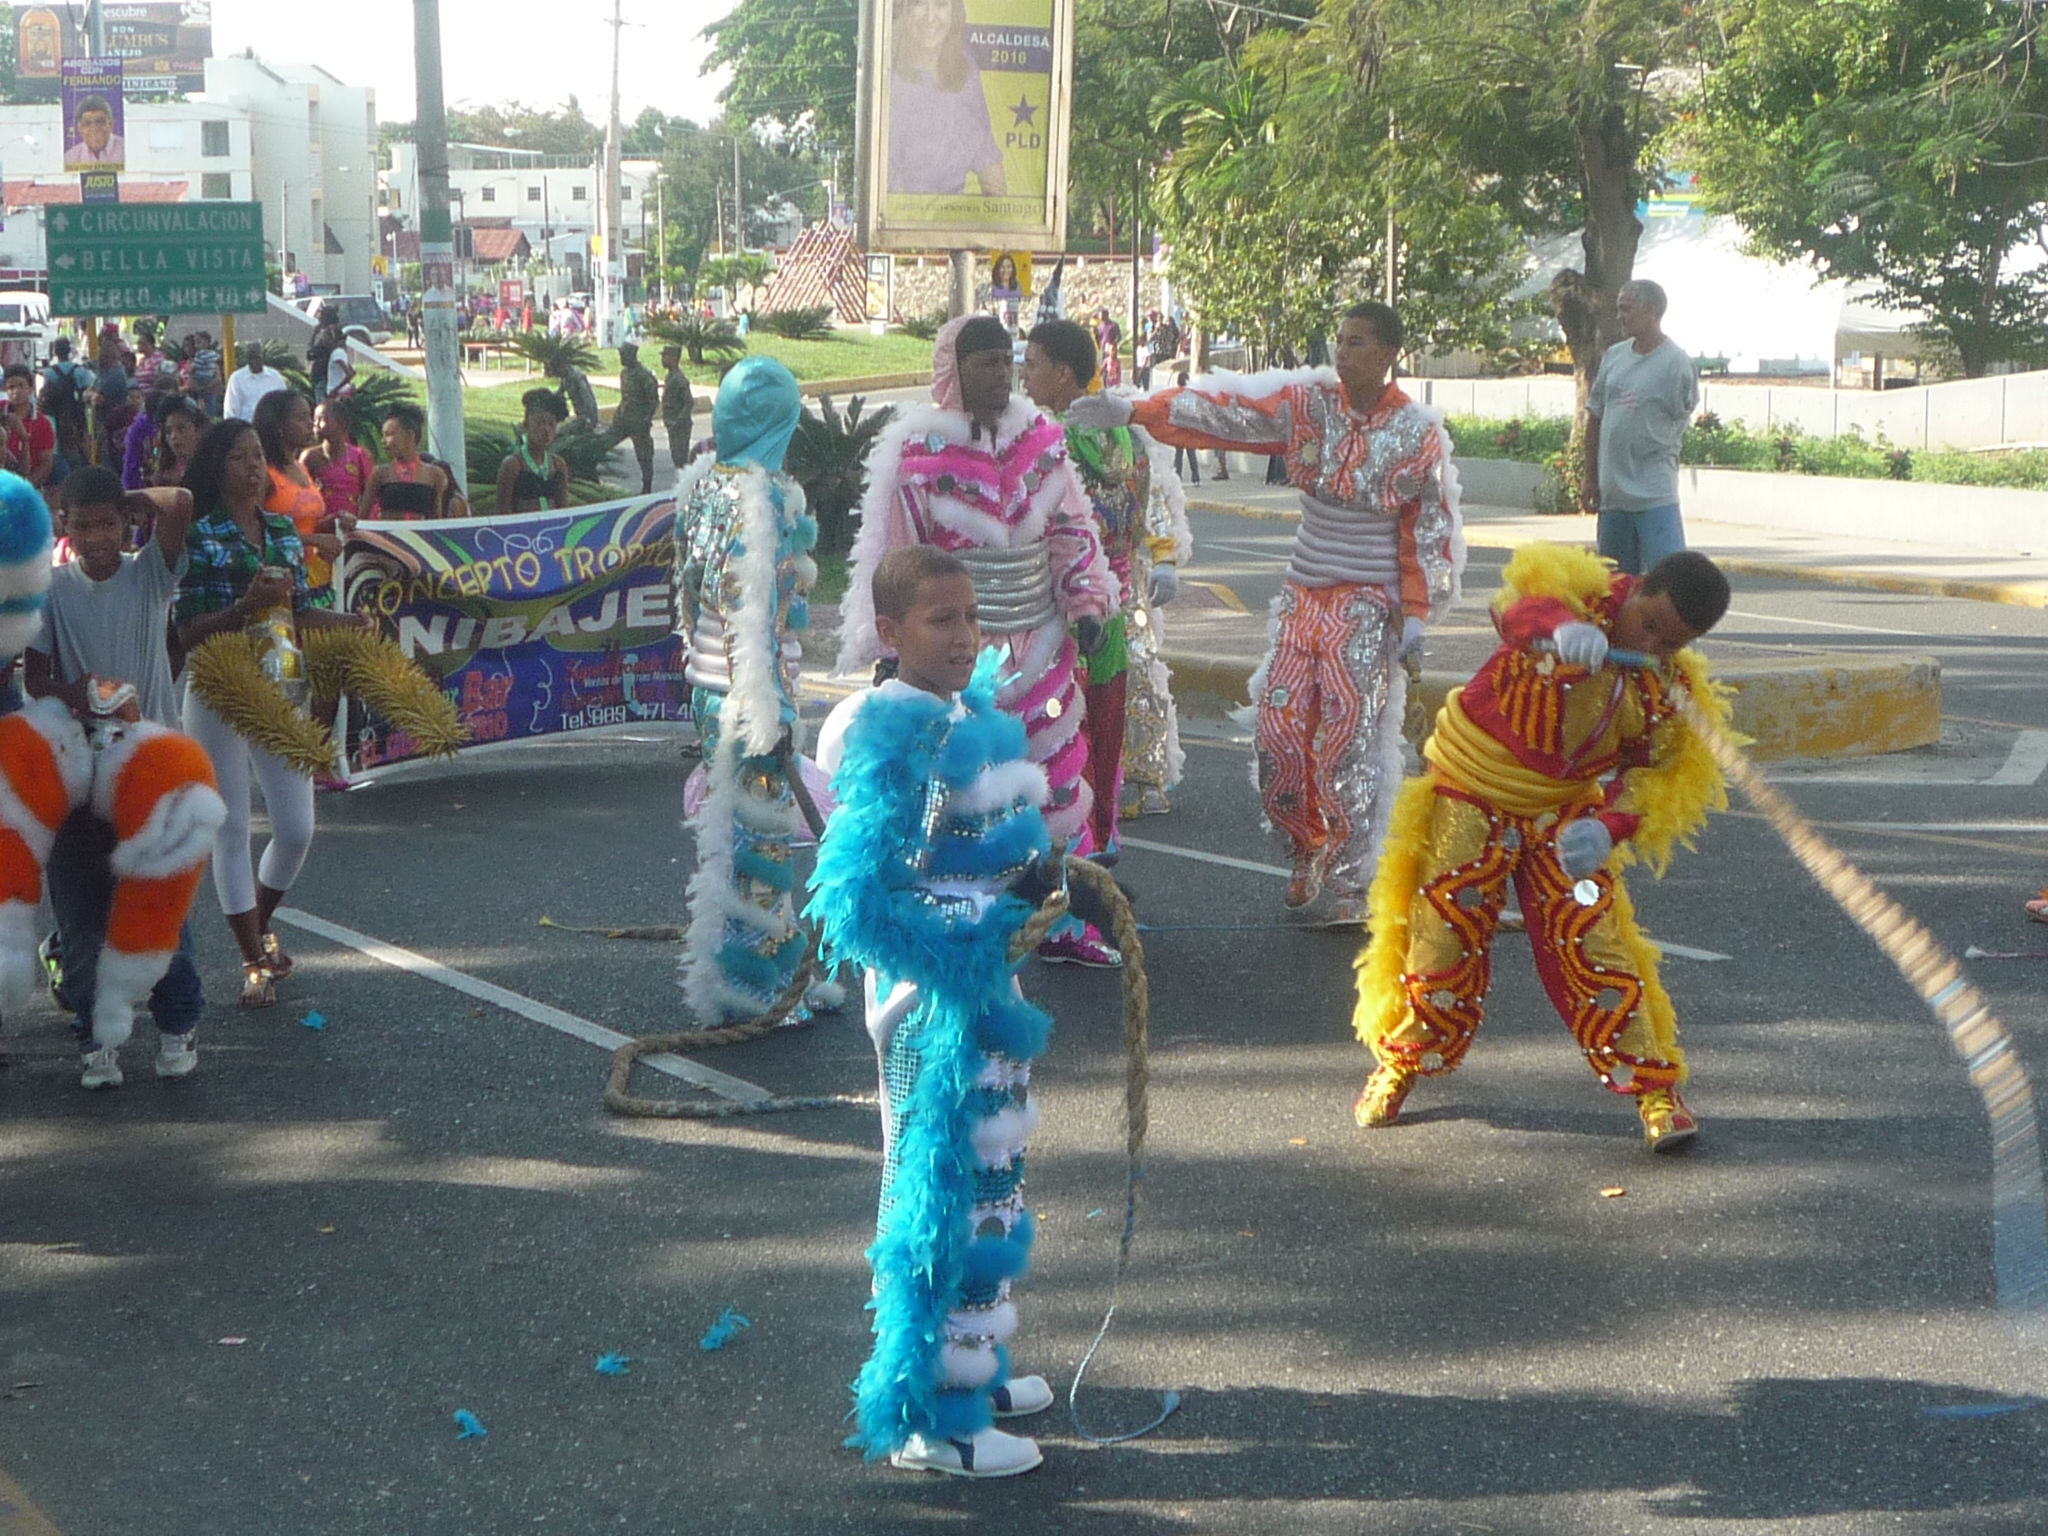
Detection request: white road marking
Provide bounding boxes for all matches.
[273,907,773,1105]
[1118,835,1290,879]
[1842,822,2048,834]
[1115,839,1728,959]
[1724,606,1925,638]
[1990,730,2048,786]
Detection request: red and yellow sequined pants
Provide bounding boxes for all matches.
[1375,785,1685,1094]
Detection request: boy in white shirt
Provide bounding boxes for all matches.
[25,466,200,1087]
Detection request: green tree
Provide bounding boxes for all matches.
[702,0,859,142]
[1682,0,2048,377]
[445,100,601,158]
[0,5,17,98]
[1321,0,1700,419]
[1069,0,1292,252]
[1151,33,1526,364]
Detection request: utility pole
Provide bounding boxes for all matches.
[413,0,467,494]
[732,133,743,255]
[599,0,625,347]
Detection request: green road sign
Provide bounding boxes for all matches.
[45,201,269,317]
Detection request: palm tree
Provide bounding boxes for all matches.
[642,313,747,367]
[505,330,599,378]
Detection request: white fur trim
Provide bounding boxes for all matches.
[107,783,227,880]
[0,899,38,1012]
[1140,436,1194,565]
[834,400,1068,675]
[1230,591,1288,732]
[681,725,744,1025]
[940,1339,1004,1390]
[803,977,845,1010]
[948,760,1050,817]
[0,540,53,602]
[726,464,797,757]
[92,947,175,1050]
[975,1057,1030,1091]
[972,1099,1041,1169]
[945,1298,1019,1346]
[1418,405,1467,622]
[1182,362,1339,403]
[1360,662,1410,888]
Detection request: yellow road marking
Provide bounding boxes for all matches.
[0,1468,64,1536]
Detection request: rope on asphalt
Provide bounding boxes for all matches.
[1674,687,2048,1314]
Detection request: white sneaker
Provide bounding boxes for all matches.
[889,1427,1043,1479]
[991,1374,1054,1418]
[155,1031,198,1080]
[79,1046,123,1090]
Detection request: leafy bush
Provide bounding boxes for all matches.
[788,393,897,555]
[504,330,598,379]
[894,308,947,341]
[642,313,746,367]
[1912,449,2048,490]
[755,305,836,341]
[1443,414,1571,463]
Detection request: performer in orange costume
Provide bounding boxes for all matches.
[0,471,223,1080]
[1070,301,1461,924]
[1352,544,1732,1152]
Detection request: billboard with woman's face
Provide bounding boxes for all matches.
[857,0,1072,251]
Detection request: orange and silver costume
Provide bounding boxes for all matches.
[1131,368,1462,899]
[1353,544,1730,1122]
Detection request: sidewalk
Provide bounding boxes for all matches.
[1186,477,2048,608]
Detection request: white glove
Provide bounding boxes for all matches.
[1396,616,1426,662]
[1147,563,1179,607]
[1551,621,1610,671]
[1065,393,1135,430]
[1556,818,1614,879]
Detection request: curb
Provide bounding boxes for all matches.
[799,370,932,398]
[1183,496,2048,610]
[1159,648,1943,762]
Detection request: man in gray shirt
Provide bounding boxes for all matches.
[1582,279,1698,574]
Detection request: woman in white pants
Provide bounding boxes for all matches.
[175,418,368,1007]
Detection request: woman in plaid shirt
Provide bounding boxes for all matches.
[175,419,371,1007]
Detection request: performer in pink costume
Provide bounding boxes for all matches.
[839,314,1115,858]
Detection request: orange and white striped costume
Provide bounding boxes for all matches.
[0,696,223,1049]
[1132,369,1462,899]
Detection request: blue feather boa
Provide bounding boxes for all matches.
[803,650,1054,1457]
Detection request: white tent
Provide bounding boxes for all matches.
[1516,212,1949,371]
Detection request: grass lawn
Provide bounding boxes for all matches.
[517,328,935,388]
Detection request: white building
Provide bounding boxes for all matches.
[0,54,375,295]
[384,143,654,278]
[201,57,377,295]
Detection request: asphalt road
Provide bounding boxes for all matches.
[6,522,2048,1533]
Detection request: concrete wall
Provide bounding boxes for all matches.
[1410,369,2048,452]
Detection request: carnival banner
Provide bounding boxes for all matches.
[340,497,687,773]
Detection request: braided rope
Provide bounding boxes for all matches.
[1674,688,2048,1313]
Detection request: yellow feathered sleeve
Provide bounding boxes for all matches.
[1610,647,1739,879]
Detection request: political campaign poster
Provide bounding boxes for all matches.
[17,4,213,99]
[61,57,125,173]
[340,497,689,774]
[856,0,1073,252]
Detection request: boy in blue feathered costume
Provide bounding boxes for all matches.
[808,545,1075,1479]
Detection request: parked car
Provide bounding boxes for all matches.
[298,294,393,346]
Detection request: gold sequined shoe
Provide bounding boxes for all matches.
[1354,1062,1418,1128]
[1637,1086,1699,1154]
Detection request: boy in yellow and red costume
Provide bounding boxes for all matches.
[1352,543,1733,1152]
